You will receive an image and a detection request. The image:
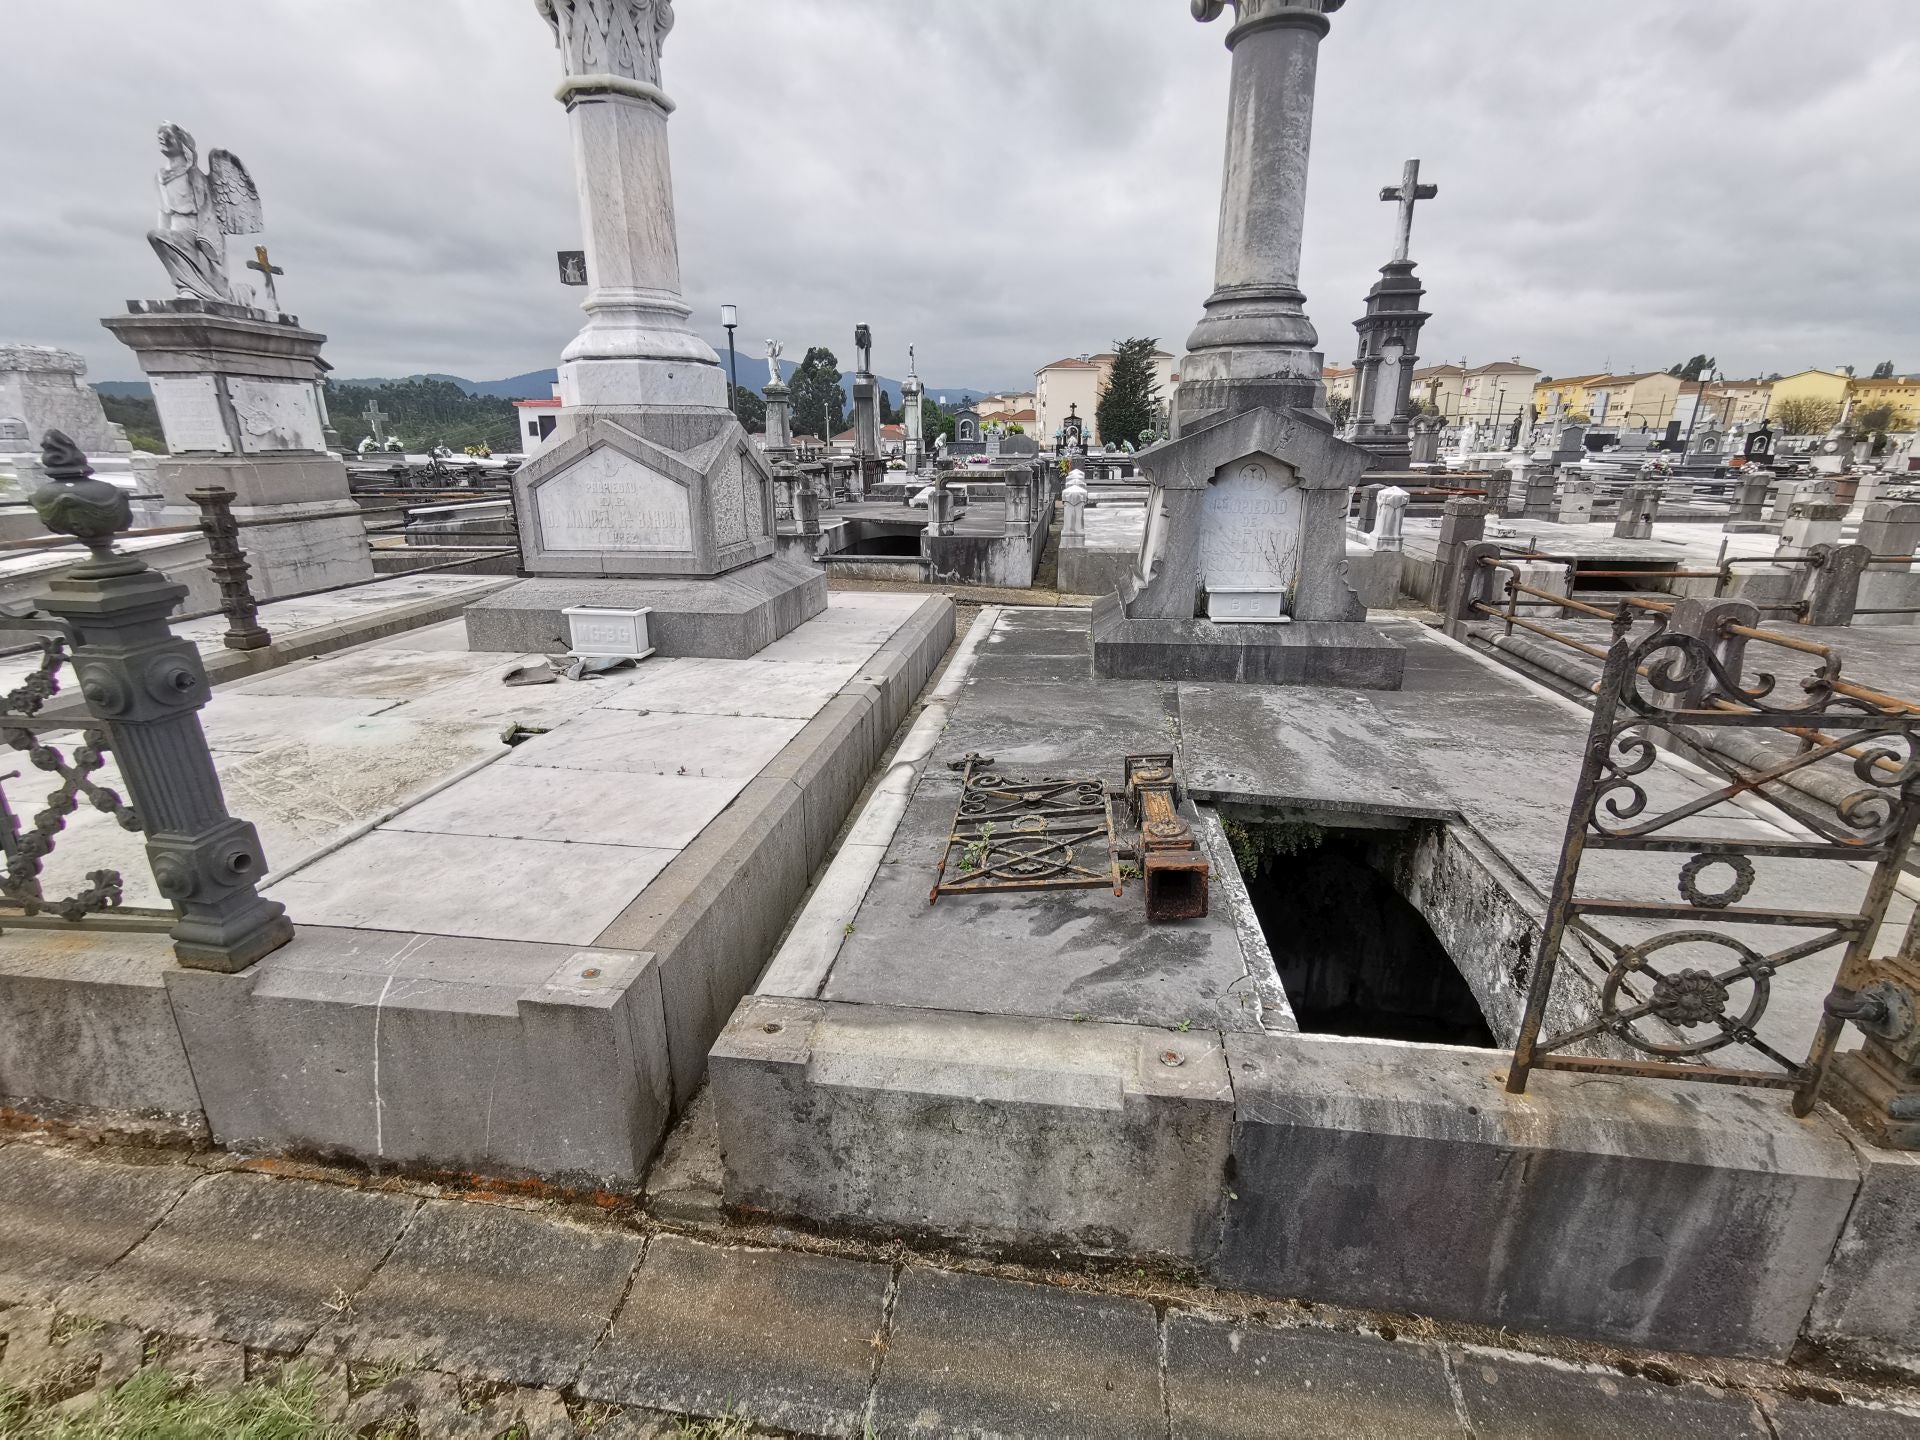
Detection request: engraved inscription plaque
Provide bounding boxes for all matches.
[151,375,233,454]
[536,447,692,553]
[1198,459,1303,596]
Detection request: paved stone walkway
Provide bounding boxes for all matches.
[2,1132,1917,1438]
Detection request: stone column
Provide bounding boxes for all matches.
[1859,500,1920,565]
[1432,495,1488,610]
[1777,500,1847,560]
[1178,0,1347,428]
[902,371,925,472]
[1804,542,1872,626]
[763,380,794,455]
[1727,466,1772,529]
[1556,477,1595,524]
[537,0,725,410]
[1614,481,1661,539]
[1483,470,1512,514]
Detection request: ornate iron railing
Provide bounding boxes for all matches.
[1506,604,1920,1114]
[0,634,156,926]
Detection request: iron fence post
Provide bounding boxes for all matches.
[187,486,271,651]
[29,432,292,972]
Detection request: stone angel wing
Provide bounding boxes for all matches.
[207,150,264,237]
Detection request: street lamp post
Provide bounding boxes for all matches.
[721,303,740,420]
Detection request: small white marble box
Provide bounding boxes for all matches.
[1205,583,1289,625]
[562,605,655,660]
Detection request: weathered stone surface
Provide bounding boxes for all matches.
[1452,1353,1766,1438]
[1216,1035,1860,1359]
[62,1173,416,1351]
[1165,1316,1461,1439]
[1766,1397,1920,1438]
[1092,595,1406,689]
[576,1234,889,1435]
[0,1146,196,1304]
[1805,1139,1920,1373]
[714,996,1234,1260]
[462,560,826,658]
[873,1268,1162,1439]
[0,1307,147,1404]
[0,938,204,1130]
[325,1199,642,1388]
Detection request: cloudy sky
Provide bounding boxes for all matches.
[4,1,1915,391]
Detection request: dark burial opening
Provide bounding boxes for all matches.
[844,531,922,557]
[1232,822,1496,1047]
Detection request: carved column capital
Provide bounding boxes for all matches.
[536,0,677,107]
[1192,0,1344,36]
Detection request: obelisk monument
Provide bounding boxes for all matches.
[1094,0,1403,690]
[467,0,824,657]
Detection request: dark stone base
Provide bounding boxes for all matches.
[1722,521,1779,534]
[1090,594,1404,689]
[462,555,827,659]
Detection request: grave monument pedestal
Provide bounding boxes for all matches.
[101,300,374,598]
[1092,0,1403,689]
[467,0,821,657]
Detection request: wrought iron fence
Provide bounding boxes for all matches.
[1505,602,1920,1115]
[0,634,159,927]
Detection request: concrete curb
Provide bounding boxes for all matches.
[594,594,957,1106]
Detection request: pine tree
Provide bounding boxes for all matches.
[787,347,846,440]
[1096,338,1162,446]
[731,386,766,431]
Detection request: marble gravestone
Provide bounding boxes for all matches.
[1092,0,1403,689]
[465,0,822,659]
[99,125,374,599]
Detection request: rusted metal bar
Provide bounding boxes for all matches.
[929,753,1120,902]
[1125,754,1209,922]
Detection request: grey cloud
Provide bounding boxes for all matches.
[1,0,1913,390]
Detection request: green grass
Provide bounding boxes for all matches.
[0,1366,344,1440]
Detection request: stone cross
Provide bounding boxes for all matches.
[362,399,389,445]
[1380,159,1438,264]
[245,244,283,311]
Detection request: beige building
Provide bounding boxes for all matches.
[1034,350,1177,446]
[1323,366,1355,405]
[975,391,1038,422]
[1584,371,1684,433]
[1411,362,1466,419]
[1459,361,1543,425]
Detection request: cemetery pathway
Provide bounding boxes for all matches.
[2,1126,1915,1438]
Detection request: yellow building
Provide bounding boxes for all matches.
[1534,373,1607,420]
[1769,369,1851,414]
[1849,375,1920,431]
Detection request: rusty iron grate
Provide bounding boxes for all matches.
[929,753,1121,902]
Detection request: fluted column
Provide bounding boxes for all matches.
[536,0,726,409]
[1179,0,1345,427]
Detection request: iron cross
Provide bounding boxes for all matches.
[246,244,285,310]
[1380,159,1438,263]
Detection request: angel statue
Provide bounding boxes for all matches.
[147,123,263,306]
[765,339,783,388]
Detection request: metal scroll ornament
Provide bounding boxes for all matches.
[1507,612,1920,1113]
[929,754,1121,901]
[0,636,140,921]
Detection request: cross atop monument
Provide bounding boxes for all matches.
[246,244,284,311]
[1380,159,1438,264]
[361,398,389,445]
